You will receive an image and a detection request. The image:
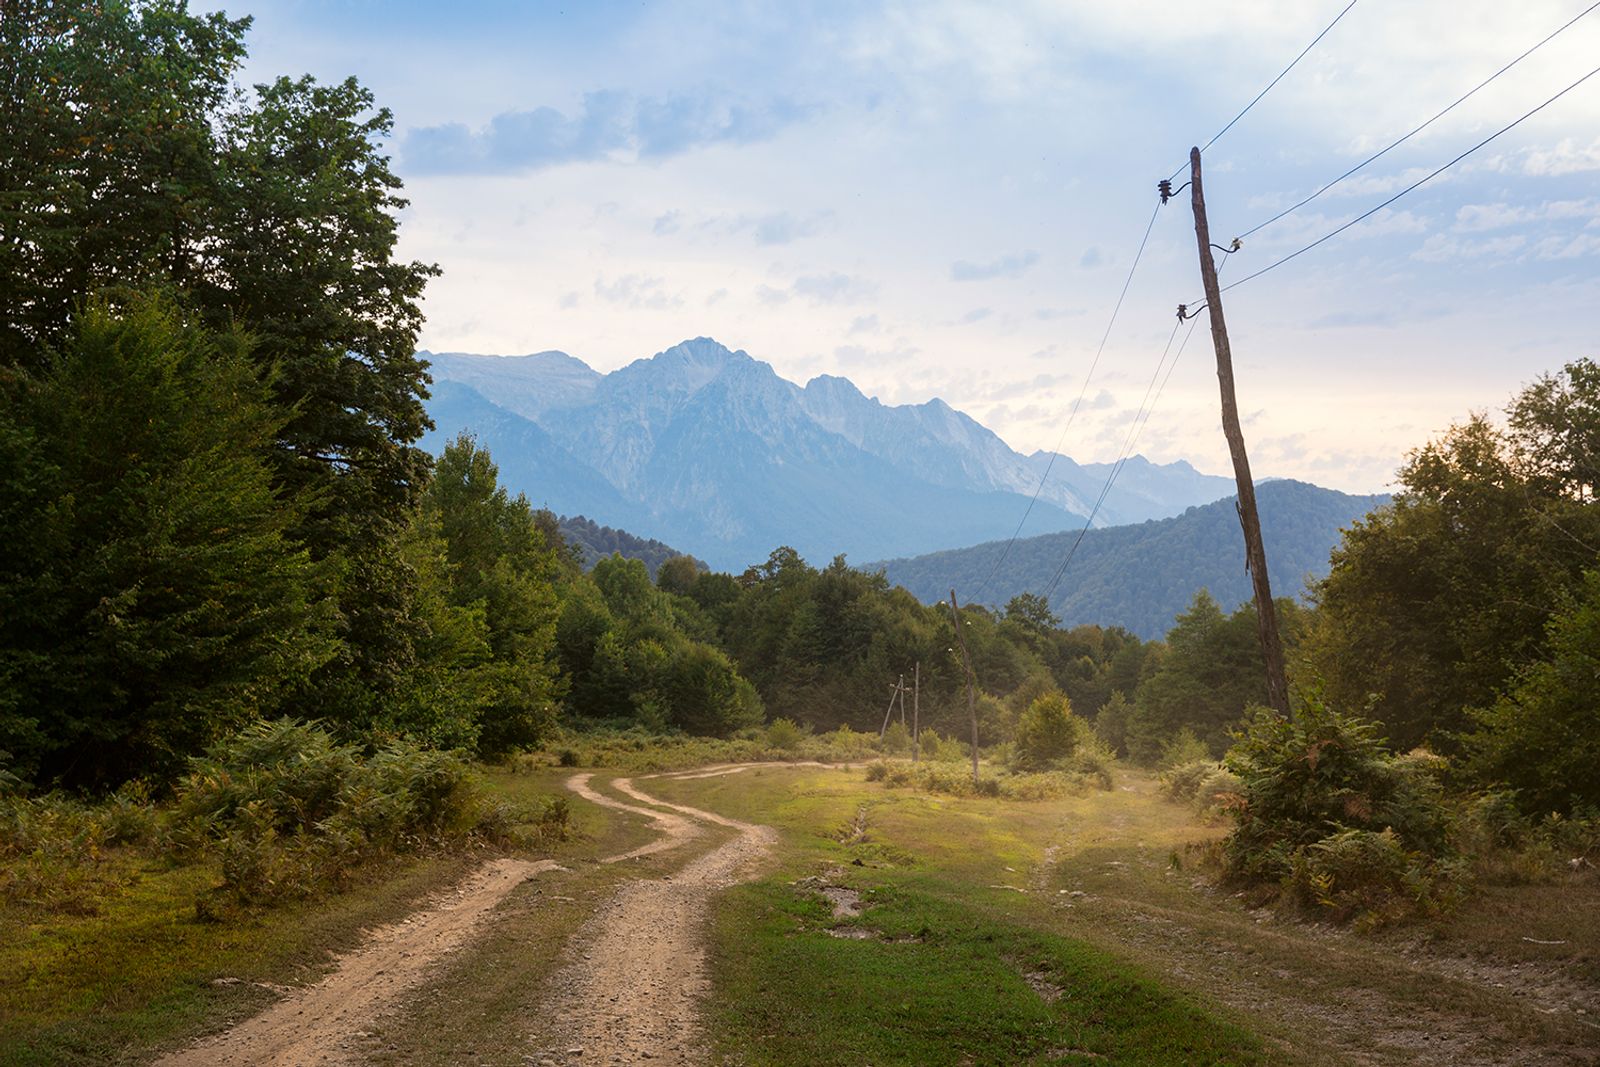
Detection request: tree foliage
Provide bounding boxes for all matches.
[1304,360,1600,751]
[1468,568,1600,815]
[0,0,439,717]
[0,298,330,787]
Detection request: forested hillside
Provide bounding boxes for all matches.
[878,480,1389,637]
[554,515,701,577]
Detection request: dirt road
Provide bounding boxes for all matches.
[527,770,777,1065]
[156,767,776,1066]
[156,858,564,1067]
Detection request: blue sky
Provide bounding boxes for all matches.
[239,0,1600,492]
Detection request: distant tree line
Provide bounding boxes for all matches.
[2,0,1594,830]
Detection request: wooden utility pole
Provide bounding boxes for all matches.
[878,678,902,738]
[948,590,981,784]
[911,661,921,765]
[1188,146,1291,716]
[897,673,906,727]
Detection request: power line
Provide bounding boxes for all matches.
[1042,304,1209,601]
[1218,60,1600,296]
[971,198,1164,604]
[1237,0,1600,242]
[1169,0,1361,181]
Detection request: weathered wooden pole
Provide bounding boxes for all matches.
[879,678,901,738]
[948,590,981,784]
[1188,146,1291,716]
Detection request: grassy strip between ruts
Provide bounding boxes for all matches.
[646,764,1268,1066]
[710,878,1268,1066]
[0,767,622,1067]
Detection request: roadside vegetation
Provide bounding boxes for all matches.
[2,1,1599,1062]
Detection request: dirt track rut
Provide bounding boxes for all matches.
[156,858,563,1067]
[528,770,777,1065]
[157,766,777,1066]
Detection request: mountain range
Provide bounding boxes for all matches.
[420,338,1240,571]
[874,480,1390,638]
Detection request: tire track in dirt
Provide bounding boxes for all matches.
[156,857,563,1067]
[528,770,778,1065]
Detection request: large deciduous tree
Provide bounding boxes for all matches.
[1303,360,1600,751]
[0,0,439,713]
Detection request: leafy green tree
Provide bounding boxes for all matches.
[1012,691,1081,771]
[416,436,562,755]
[0,297,331,787]
[1469,569,1600,815]
[1003,592,1060,635]
[1094,691,1133,757]
[1305,365,1600,750]
[0,0,248,367]
[0,0,440,715]
[656,555,700,596]
[1126,591,1285,763]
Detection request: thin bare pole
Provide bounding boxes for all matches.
[878,679,900,737]
[1188,146,1291,716]
[948,590,981,784]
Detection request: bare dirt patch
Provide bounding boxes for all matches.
[157,857,563,1067]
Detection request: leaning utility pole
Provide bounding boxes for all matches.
[948,590,981,784]
[878,677,903,738]
[1187,146,1291,716]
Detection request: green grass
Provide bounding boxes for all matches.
[645,766,1268,1066]
[712,878,1268,1065]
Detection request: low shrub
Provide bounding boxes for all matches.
[530,723,883,771]
[1160,759,1220,804]
[765,718,808,751]
[1455,791,1600,885]
[864,757,1113,801]
[1219,696,1458,926]
[0,781,167,914]
[1158,728,1212,770]
[176,720,510,907]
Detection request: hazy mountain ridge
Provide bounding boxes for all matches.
[420,338,1247,570]
[874,480,1390,639]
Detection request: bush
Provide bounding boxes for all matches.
[882,721,912,756]
[765,718,807,751]
[1012,692,1080,772]
[1284,828,1461,928]
[0,785,163,914]
[1193,767,1243,816]
[818,724,879,760]
[1160,759,1220,803]
[1158,728,1211,770]
[176,719,505,906]
[864,756,1112,801]
[1220,695,1457,925]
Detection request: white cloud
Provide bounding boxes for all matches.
[1523,138,1600,177]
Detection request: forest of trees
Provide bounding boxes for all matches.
[2,0,1597,836]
